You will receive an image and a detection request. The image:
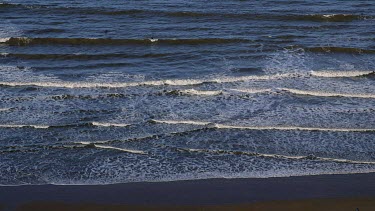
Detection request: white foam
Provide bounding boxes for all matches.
[149,38,158,42]
[0,38,10,43]
[215,124,375,132]
[179,89,222,96]
[0,124,49,129]
[152,119,375,132]
[184,147,375,164]
[0,108,10,112]
[94,144,147,155]
[0,73,296,89]
[92,122,130,127]
[228,88,272,94]
[282,88,375,99]
[76,141,107,145]
[311,70,374,78]
[151,119,212,126]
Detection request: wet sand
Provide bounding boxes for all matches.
[1,173,375,210]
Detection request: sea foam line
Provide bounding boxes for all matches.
[91,122,130,127]
[178,147,375,165]
[228,88,273,94]
[0,73,293,89]
[0,124,49,129]
[94,145,147,154]
[150,119,212,126]
[151,119,375,132]
[310,70,374,78]
[179,89,223,96]
[77,142,146,154]
[282,88,375,99]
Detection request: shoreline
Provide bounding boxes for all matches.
[1,172,375,210]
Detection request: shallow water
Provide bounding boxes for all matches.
[1,0,375,185]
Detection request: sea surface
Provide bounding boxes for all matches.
[1,0,375,185]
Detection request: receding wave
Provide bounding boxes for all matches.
[77,142,146,155]
[282,88,375,99]
[91,122,130,127]
[1,37,248,46]
[311,70,375,78]
[0,74,292,89]
[307,46,375,54]
[175,147,375,165]
[152,119,375,132]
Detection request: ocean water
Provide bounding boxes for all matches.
[1,0,375,185]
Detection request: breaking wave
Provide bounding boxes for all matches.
[173,89,223,96]
[91,122,131,127]
[0,124,49,129]
[282,88,375,99]
[0,74,292,88]
[310,70,375,78]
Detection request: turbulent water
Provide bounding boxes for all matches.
[1,0,375,185]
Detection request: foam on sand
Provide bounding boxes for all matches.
[310,70,375,78]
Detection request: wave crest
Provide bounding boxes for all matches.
[311,70,375,78]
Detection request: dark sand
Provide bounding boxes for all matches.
[1,173,375,210]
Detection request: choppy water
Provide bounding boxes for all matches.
[1,0,375,185]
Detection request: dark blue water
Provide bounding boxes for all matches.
[1,0,375,185]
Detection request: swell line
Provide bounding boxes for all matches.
[173,147,375,165]
[0,52,171,60]
[0,37,248,46]
[152,119,375,132]
[0,3,369,23]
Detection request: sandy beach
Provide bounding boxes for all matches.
[1,173,375,210]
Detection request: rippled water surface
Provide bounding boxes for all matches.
[1,0,375,185]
